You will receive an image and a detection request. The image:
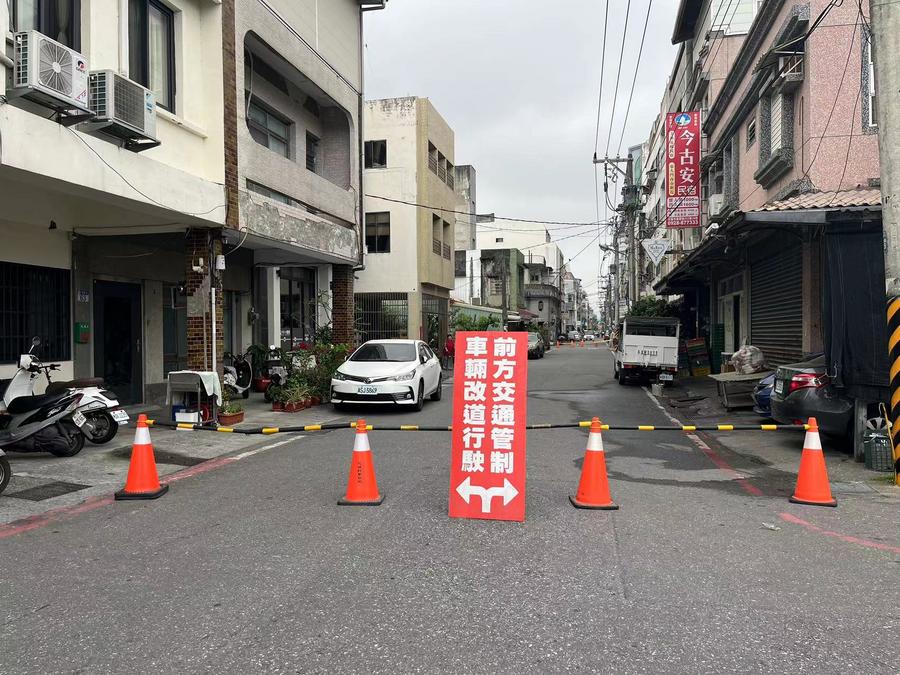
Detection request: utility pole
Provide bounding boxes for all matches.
[624,153,637,310]
[870,0,900,483]
[612,216,620,325]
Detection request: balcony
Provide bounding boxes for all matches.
[525,283,561,300]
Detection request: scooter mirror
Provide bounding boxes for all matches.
[31,336,41,347]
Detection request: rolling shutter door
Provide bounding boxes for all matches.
[750,244,803,366]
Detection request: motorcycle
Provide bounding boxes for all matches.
[223,350,252,399]
[0,339,86,457]
[4,338,127,445]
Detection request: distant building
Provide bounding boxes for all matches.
[355,97,461,348]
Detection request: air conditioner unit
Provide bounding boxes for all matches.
[11,31,91,114]
[88,70,159,151]
[708,193,725,217]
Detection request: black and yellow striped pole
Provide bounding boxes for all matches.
[888,298,900,485]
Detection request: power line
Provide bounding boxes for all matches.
[615,0,654,157]
[593,0,610,155]
[604,0,632,157]
[365,194,608,228]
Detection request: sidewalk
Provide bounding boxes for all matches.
[0,392,344,526]
[655,375,899,500]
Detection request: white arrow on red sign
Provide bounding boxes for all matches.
[455,477,519,514]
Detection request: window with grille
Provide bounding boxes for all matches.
[0,262,71,363]
[746,118,756,149]
[247,100,290,157]
[365,212,391,253]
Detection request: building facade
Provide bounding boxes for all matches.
[354,97,459,349]
[643,0,886,444]
[0,0,383,404]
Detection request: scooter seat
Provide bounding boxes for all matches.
[6,391,69,415]
[45,378,105,394]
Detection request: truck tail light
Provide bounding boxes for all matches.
[787,372,829,395]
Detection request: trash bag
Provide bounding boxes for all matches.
[730,344,766,374]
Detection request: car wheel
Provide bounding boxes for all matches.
[430,375,443,401]
[415,381,425,411]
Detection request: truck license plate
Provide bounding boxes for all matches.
[357,385,378,395]
[659,373,673,382]
[111,410,130,423]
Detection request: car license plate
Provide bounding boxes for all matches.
[111,410,129,423]
[659,373,673,381]
[357,385,378,395]
[72,411,86,427]
[774,380,784,395]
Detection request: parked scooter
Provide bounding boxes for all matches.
[263,345,288,403]
[223,350,252,399]
[3,339,127,445]
[0,339,86,457]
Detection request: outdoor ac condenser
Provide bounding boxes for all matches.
[12,31,91,113]
[88,70,159,151]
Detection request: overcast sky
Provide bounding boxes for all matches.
[364,0,679,312]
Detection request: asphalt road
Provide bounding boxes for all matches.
[1,348,897,673]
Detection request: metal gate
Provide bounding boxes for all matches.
[421,294,448,352]
[750,243,803,366]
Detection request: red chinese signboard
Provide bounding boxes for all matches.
[449,331,528,522]
[665,111,702,229]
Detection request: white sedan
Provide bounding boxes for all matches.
[331,339,443,411]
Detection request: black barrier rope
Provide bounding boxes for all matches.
[145,419,809,434]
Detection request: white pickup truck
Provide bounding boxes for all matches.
[612,316,680,385]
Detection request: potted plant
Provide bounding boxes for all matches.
[218,390,245,426]
[269,384,284,411]
[247,344,272,392]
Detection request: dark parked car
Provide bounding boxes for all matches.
[527,333,545,359]
[752,373,775,417]
[770,354,853,437]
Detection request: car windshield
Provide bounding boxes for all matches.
[350,343,416,362]
[527,334,540,344]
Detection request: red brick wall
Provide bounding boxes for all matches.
[185,229,224,373]
[222,0,239,229]
[331,265,355,345]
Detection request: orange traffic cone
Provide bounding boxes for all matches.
[570,417,618,509]
[790,417,837,507]
[115,414,169,500]
[338,419,384,505]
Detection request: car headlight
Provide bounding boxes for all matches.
[333,371,347,381]
[391,370,417,382]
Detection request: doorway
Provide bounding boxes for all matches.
[94,280,143,404]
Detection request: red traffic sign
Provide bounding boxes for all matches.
[449,331,528,521]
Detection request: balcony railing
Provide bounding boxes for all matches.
[433,238,442,255]
[438,165,447,182]
[524,283,561,300]
[429,155,438,173]
[446,172,454,190]
[442,243,451,259]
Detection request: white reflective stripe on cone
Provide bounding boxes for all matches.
[353,433,371,452]
[133,426,152,446]
[804,430,822,451]
[586,430,605,452]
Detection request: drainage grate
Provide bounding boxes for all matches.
[109,446,204,467]
[8,481,90,502]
